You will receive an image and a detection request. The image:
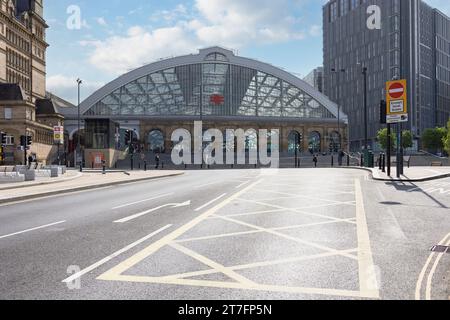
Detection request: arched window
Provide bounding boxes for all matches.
[148,130,165,152]
[308,131,321,154]
[288,131,302,155]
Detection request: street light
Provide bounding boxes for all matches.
[360,66,368,152]
[331,68,346,152]
[76,78,82,172]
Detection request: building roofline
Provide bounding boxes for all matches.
[79,47,347,121]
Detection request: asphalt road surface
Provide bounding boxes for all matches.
[0,169,449,300]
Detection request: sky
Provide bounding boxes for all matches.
[44,0,450,104]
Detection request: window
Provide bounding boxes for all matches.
[5,135,15,145]
[4,108,12,120]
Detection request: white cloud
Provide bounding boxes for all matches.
[81,0,314,75]
[81,26,197,75]
[96,17,108,27]
[47,75,104,104]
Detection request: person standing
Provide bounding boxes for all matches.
[155,153,160,169]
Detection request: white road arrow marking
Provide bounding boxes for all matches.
[114,201,191,223]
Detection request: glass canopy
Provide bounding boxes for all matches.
[84,58,336,120]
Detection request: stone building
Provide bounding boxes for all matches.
[0,0,67,165]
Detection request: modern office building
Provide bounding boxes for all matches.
[323,0,450,151]
[0,0,69,165]
[63,47,348,167]
[304,67,324,93]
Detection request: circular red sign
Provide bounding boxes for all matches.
[389,83,404,99]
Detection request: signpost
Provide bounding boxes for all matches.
[386,80,408,178]
[54,126,64,165]
[386,80,408,124]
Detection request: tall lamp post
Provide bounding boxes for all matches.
[331,68,346,152]
[361,66,368,152]
[76,78,82,172]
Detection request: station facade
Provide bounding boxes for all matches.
[64,47,348,167]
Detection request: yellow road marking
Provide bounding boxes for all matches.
[100,274,367,298]
[214,214,358,261]
[169,242,256,285]
[176,218,357,244]
[415,232,450,300]
[158,248,359,281]
[425,238,450,300]
[354,179,380,299]
[97,179,263,280]
[236,198,355,225]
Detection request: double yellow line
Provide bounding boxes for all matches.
[415,232,450,300]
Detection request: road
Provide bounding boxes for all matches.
[0,168,449,300]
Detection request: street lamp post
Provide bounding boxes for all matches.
[76,78,82,172]
[362,67,368,152]
[331,68,346,152]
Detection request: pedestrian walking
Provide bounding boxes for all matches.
[313,154,318,168]
[338,150,344,166]
[155,153,160,169]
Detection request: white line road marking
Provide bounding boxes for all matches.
[415,232,450,300]
[194,181,222,189]
[62,224,172,284]
[98,180,263,280]
[111,193,174,210]
[114,201,191,223]
[235,180,251,189]
[355,179,380,299]
[0,221,66,240]
[195,193,227,212]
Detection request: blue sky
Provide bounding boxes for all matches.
[44,0,449,104]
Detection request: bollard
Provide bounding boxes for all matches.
[138,162,141,170]
[382,154,386,173]
[91,162,94,169]
[162,162,164,169]
[379,155,382,170]
[360,154,364,167]
[185,163,187,169]
[131,157,134,171]
[347,155,350,167]
[144,160,147,171]
[331,155,334,167]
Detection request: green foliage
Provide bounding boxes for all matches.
[443,120,450,155]
[402,130,413,149]
[377,128,396,151]
[422,127,446,152]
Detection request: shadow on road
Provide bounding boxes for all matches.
[385,181,448,209]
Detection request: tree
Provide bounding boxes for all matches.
[402,130,413,149]
[377,128,396,151]
[443,120,450,155]
[422,127,446,152]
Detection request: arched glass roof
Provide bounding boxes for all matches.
[82,47,346,122]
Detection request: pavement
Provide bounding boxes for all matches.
[369,166,450,182]
[0,170,184,204]
[0,170,83,191]
[0,168,449,300]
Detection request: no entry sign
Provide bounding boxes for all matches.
[388,82,405,99]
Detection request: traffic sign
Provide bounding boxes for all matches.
[53,126,64,144]
[386,79,408,124]
[388,82,405,99]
